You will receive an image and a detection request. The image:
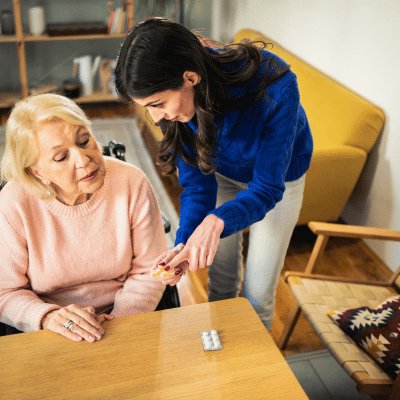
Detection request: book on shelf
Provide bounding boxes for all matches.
[107,9,115,34]
[111,7,120,34]
[123,11,128,34]
[117,9,126,34]
[108,7,127,35]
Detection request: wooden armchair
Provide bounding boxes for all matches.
[278,221,400,399]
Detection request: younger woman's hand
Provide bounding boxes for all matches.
[150,214,224,285]
[41,304,114,342]
[165,214,224,272]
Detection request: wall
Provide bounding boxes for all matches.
[212,0,400,271]
[184,0,212,37]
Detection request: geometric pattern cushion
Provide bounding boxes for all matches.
[328,295,400,379]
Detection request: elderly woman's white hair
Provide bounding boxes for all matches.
[1,93,93,199]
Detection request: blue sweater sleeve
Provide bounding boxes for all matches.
[209,78,303,237]
[175,157,218,245]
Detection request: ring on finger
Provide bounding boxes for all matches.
[64,319,75,331]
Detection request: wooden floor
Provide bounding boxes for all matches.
[4,101,392,358]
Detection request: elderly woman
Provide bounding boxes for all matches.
[0,93,167,342]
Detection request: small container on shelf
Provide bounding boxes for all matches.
[46,22,108,37]
[63,79,82,99]
[1,9,15,35]
[28,7,46,36]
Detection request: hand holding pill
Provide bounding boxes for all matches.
[150,259,189,286]
[150,264,176,278]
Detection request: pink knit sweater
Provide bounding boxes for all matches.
[0,157,167,332]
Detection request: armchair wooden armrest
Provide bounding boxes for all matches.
[305,222,400,275]
[309,221,400,241]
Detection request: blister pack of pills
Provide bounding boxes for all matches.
[199,330,223,351]
[150,265,175,278]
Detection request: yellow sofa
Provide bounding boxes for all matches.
[136,28,385,225]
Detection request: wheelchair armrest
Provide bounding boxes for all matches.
[162,213,171,234]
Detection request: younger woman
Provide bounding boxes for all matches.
[115,18,313,330]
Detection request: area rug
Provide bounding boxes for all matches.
[0,118,179,249]
[285,349,369,399]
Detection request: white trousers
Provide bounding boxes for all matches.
[208,173,306,331]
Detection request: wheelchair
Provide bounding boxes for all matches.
[0,140,180,336]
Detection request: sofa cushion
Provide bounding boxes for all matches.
[328,295,400,379]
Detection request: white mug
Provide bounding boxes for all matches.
[29,7,45,36]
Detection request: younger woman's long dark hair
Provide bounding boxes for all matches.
[115,18,289,175]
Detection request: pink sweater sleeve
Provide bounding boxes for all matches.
[0,211,61,332]
[111,175,167,317]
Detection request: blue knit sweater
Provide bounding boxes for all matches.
[175,49,313,245]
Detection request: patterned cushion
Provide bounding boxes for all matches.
[328,295,400,379]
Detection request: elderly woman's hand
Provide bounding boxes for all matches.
[150,244,189,286]
[41,304,114,342]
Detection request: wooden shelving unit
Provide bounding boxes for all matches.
[73,89,124,104]
[0,92,22,108]
[0,34,18,43]
[22,33,128,42]
[0,0,134,108]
